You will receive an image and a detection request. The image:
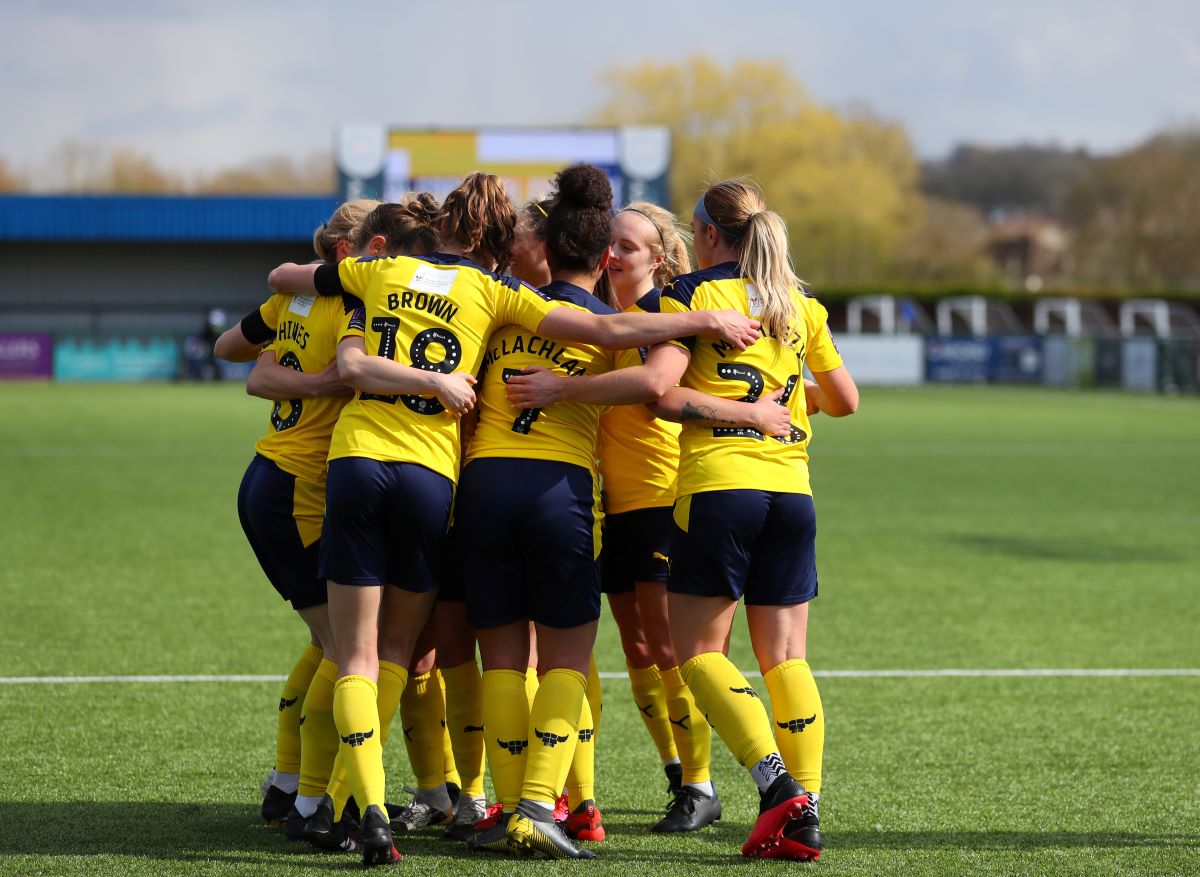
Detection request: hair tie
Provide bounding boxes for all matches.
[619,207,666,252]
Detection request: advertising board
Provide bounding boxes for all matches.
[925,337,990,383]
[0,333,53,378]
[54,337,179,381]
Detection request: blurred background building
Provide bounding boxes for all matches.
[1,5,1197,390]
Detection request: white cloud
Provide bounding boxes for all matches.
[1,0,1197,186]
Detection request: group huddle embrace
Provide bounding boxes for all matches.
[218,164,859,865]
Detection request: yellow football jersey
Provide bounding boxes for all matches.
[316,254,560,483]
[659,261,843,497]
[598,290,681,514]
[252,292,360,485]
[467,280,618,473]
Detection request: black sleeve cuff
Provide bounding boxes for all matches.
[239,309,274,345]
[314,262,346,297]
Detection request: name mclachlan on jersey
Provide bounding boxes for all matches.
[480,334,588,377]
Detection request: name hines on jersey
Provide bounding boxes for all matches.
[386,290,460,324]
[276,320,311,349]
[480,334,588,377]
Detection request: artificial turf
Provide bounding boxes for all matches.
[0,383,1197,875]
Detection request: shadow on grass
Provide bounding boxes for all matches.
[829,830,1199,850]
[0,801,739,867]
[0,802,1192,867]
[682,819,1196,852]
[950,533,1184,564]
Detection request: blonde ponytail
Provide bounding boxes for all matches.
[740,210,802,341]
[698,181,803,343]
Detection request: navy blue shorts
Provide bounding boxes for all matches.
[320,457,454,591]
[437,526,466,603]
[601,506,673,595]
[236,454,327,611]
[456,458,602,630]
[668,490,818,605]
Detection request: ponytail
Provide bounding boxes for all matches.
[698,180,803,343]
[740,209,802,341]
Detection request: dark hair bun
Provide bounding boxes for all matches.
[404,192,440,224]
[544,163,612,276]
[554,163,611,212]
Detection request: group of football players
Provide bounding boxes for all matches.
[216,163,858,866]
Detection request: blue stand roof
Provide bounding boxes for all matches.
[0,194,340,242]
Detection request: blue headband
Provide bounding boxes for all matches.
[694,193,717,229]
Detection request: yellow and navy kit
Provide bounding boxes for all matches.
[457,281,614,630]
[237,454,328,609]
[601,506,673,595]
[456,458,602,630]
[250,292,362,486]
[597,289,681,515]
[669,490,818,605]
[466,280,618,473]
[659,262,843,498]
[320,457,455,590]
[312,253,560,483]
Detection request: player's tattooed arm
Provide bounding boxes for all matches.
[651,387,792,436]
[681,400,736,426]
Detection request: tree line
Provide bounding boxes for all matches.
[2,57,1196,293]
[0,144,333,197]
[599,58,1200,295]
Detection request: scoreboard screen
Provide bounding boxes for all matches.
[337,125,670,208]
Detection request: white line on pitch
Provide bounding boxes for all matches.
[1,668,1198,685]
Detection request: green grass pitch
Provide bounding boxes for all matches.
[0,383,1197,876]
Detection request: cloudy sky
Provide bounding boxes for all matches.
[4,0,1197,184]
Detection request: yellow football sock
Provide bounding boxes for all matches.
[586,652,603,738]
[332,675,387,811]
[628,663,678,765]
[442,661,485,798]
[298,658,340,798]
[399,670,447,790]
[326,663,405,819]
[521,668,585,806]
[439,671,461,789]
[376,660,407,745]
[274,643,322,776]
[662,665,712,785]
[482,669,530,809]
[327,753,350,819]
[565,690,596,804]
[764,658,824,794]
[524,665,539,707]
[680,652,776,771]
